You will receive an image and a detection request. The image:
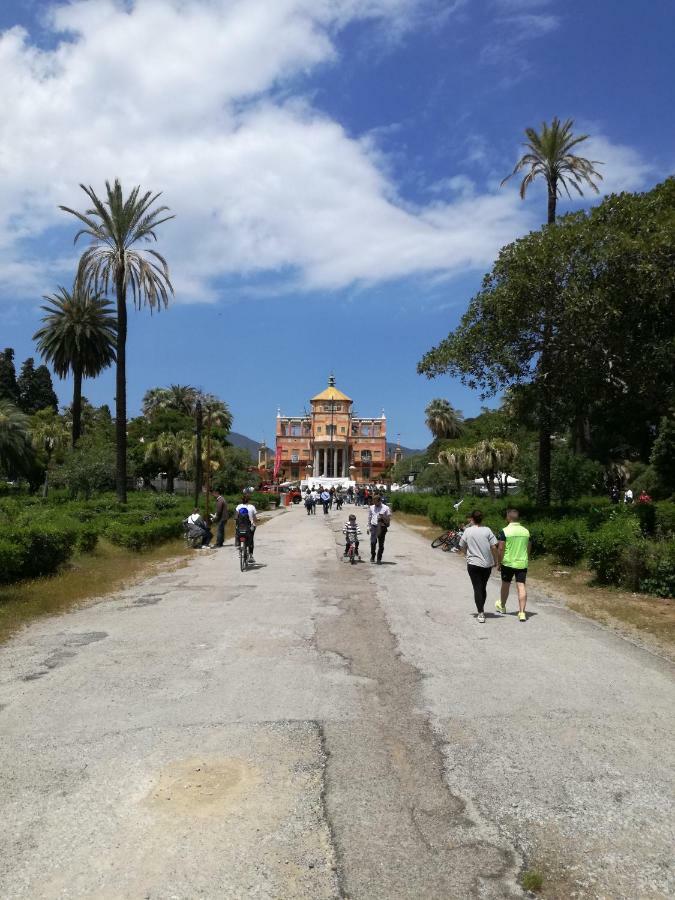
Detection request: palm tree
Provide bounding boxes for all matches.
[501,118,602,505]
[30,408,69,496]
[424,399,464,442]
[142,384,198,419]
[465,439,519,498]
[501,117,603,225]
[0,399,33,477]
[438,447,466,495]
[60,180,174,502]
[144,431,187,494]
[33,287,116,447]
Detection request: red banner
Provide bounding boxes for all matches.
[273,444,282,479]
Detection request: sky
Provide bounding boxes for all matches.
[0,0,672,449]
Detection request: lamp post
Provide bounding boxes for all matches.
[194,399,203,507]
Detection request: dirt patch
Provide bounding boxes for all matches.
[146,757,260,818]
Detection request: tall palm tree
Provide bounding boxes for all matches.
[142,384,198,419]
[0,399,33,476]
[424,399,464,442]
[501,118,602,505]
[33,287,116,447]
[438,447,466,496]
[60,180,174,502]
[501,117,603,225]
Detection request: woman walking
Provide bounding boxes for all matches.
[458,510,499,623]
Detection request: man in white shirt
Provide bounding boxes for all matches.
[235,495,258,562]
[186,508,212,549]
[367,493,391,564]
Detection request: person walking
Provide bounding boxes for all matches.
[459,510,498,623]
[320,488,331,514]
[367,492,391,564]
[495,508,531,622]
[310,487,319,514]
[212,490,228,548]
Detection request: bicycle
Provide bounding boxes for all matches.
[431,529,463,552]
[346,538,359,565]
[237,530,250,571]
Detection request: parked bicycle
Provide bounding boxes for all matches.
[431,528,463,552]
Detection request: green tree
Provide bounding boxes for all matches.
[424,398,464,442]
[60,180,174,501]
[144,431,188,494]
[465,439,519,497]
[501,117,603,504]
[17,357,59,414]
[30,408,70,496]
[0,399,34,477]
[212,446,259,495]
[438,447,467,495]
[142,384,198,418]
[419,179,675,505]
[650,417,675,497]
[33,287,116,445]
[0,348,19,404]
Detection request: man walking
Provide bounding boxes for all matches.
[367,492,391,564]
[320,488,331,515]
[459,510,499,623]
[212,489,228,548]
[496,508,531,622]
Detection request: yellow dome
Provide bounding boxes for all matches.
[311,385,352,402]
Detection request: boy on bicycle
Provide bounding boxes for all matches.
[343,514,362,558]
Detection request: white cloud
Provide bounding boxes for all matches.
[0,0,655,304]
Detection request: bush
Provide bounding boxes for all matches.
[25,525,78,577]
[531,519,588,565]
[655,502,675,537]
[588,516,642,586]
[106,517,181,551]
[0,538,28,583]
[639,540,675,598]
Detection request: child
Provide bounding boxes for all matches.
[343,514,362,557]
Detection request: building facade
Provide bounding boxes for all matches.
[272,377,389,483]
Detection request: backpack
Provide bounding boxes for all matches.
[236,507,251,534]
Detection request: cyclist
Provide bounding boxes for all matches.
[235,494,258,563]
[342,514,361,559]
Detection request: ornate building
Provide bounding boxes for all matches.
[273,376,388,483]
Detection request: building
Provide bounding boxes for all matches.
[273,376,389,484]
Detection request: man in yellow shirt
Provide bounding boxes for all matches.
[496,508,532,622]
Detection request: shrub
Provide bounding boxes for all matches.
[655,502,675,537]
[106,517,181,551]
[639,540,675,598]
[24,525,78,577]
[588,516,641,586]
[0,538,28,583]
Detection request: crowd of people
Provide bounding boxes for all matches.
[302,484,392,563]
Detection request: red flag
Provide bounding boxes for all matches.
[273,444,282,479]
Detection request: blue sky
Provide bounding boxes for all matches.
[0,0,672,448]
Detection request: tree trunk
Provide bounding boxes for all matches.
[72,366,83,447]
[454,467,461,495]
[194,400,203,507]
[537,425,551,506]
[547,181,557,225]
[167,472,175,494]
[115,267,128,503]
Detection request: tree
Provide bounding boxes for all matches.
[33,287,116,445]
[465,439,519,497]
[211,446,258,495]
[419,179,675,504]
[650,417,675,497]
[60,180,174,501]
[30,408,69,496]
[0,348,19,404]
[0,399,34,477]
[144,431,188,493]
[424,398,464,441]
[17,358,59,414]
[501,118,603,504]
[142,384,198,418]
[438,447,467,495]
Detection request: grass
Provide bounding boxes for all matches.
[521,869,544,893]
[396,511,675,658]
[0,537,188,645]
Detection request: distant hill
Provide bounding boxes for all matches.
[227,432,260,459]
[387,442,423,458]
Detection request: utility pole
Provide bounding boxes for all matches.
[194,399,203,507]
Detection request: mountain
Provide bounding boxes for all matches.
[386,442,423,458]
[227,432,260,459]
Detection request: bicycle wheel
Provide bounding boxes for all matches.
[431,532,452,549]
[239,541,247,571]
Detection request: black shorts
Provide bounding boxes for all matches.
[500,565,527,584]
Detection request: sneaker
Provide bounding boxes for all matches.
[248,556,256,565]
[518,611,526,622]
[376,559,382,565]
[370,557,375,563]
[343,553,349,558]
[477,612,486,623]
[495,600,506,615]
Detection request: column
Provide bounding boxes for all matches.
[314,449,319,479]
[333,449,338,479]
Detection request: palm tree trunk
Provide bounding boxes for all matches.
[547,181,557,225]
[72,366,83,447]
[115,268,128,503]
[167,471,175,494]
[454,467,461,495]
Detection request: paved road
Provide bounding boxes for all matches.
[0,504,673,899]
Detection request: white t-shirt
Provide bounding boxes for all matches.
[368,502,391,529]
[459,525,497,568]
[235,503,258,525]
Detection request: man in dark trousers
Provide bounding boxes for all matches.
[212,490,229,548]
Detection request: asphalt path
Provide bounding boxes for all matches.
[0,503,673,899]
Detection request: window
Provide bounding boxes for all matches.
[361,450,372,462]
[373,424,380,436]
[326,424,336,435]
[373,451,380,457]
[280,424,287,435]
[351,423,359,435]
[340,427,346,434]
[291,452,299,463]
[291,466,299,479]
[317,426,322,433]
[361,425,371,437]
[290,424,301,437]
[362,467,371,479]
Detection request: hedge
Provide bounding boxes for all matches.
[106,518,182,551]
[0,526,78,584]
